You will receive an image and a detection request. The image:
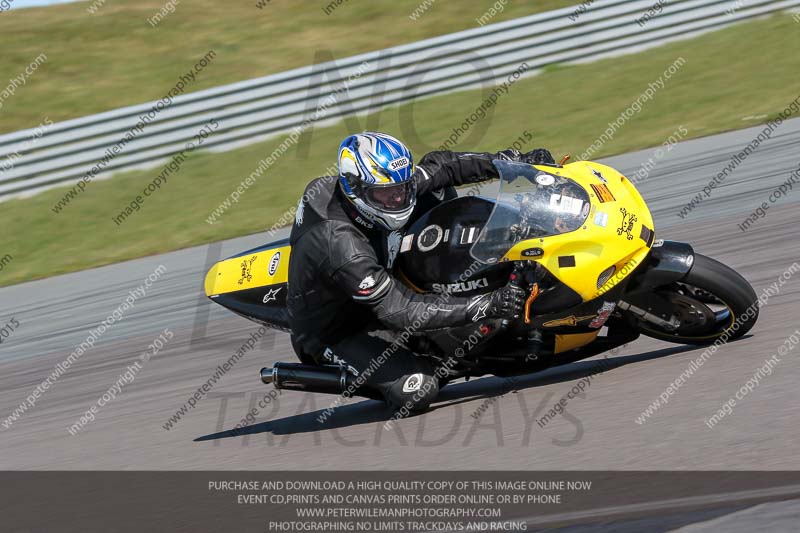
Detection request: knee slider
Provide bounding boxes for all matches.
[385,372,439,413]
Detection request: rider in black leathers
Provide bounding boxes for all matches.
[287,132,554,412]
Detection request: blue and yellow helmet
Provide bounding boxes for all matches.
[338,132,417,231]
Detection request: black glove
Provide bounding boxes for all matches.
[495,148,556,166]
[467,282,527,323]
[521,148,556,165]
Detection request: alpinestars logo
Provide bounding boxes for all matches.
[468,296,490,322]
[432,278,489,294]
[359,276,376,290]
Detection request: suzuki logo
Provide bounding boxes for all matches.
[431,278,489,293]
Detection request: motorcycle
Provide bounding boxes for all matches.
[204,159,758,405]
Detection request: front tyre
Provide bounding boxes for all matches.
[637,254,758,345]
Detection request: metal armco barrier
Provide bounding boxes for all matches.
[0,0,797,200]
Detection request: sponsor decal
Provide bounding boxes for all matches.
[653,239,665,248]
[590,167,608,183]
[262,287,282,304]
[388,157,410,171]
[543,314,596,328]
[617,208,638,241]
[387,230,402,269]
[594,211,609,228]
[591,183,616,203]
[268,251,281,276]
[535,172,556,186]
[359,275,377,291]
[460,226,479,245]
[558,255,576,268]
[639,225,655,247]
[354,215,374,228]
[521,247,544,258]
[402,373,424,393]
[431,278,489,293]
[322,348,360,376]
[238,256,256,285]
[417,224,444,252]
[353,203,376,229]
[589,301,616,329]
[549,194,584,216]
[400,234,414,253]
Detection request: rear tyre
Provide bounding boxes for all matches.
[637,254,758,345]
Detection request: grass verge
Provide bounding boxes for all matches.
[0,0,575,134]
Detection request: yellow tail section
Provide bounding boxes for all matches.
[204,245,291,297]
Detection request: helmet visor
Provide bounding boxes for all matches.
[364,180,416,212]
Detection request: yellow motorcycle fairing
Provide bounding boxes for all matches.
[501,161,655,303]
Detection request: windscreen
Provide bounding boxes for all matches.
[470,160,591,263]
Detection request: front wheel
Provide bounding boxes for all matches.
[634,254,758,345]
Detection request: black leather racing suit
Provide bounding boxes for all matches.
[287,150,502,409]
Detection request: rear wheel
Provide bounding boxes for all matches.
[635,254,758,345]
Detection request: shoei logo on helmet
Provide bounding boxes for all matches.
[388,157,410,171]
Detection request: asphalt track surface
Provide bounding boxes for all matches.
[2,118,800,529]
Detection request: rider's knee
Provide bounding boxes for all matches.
[385,372,439,414]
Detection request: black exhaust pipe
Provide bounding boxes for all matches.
[261,362,355,395]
